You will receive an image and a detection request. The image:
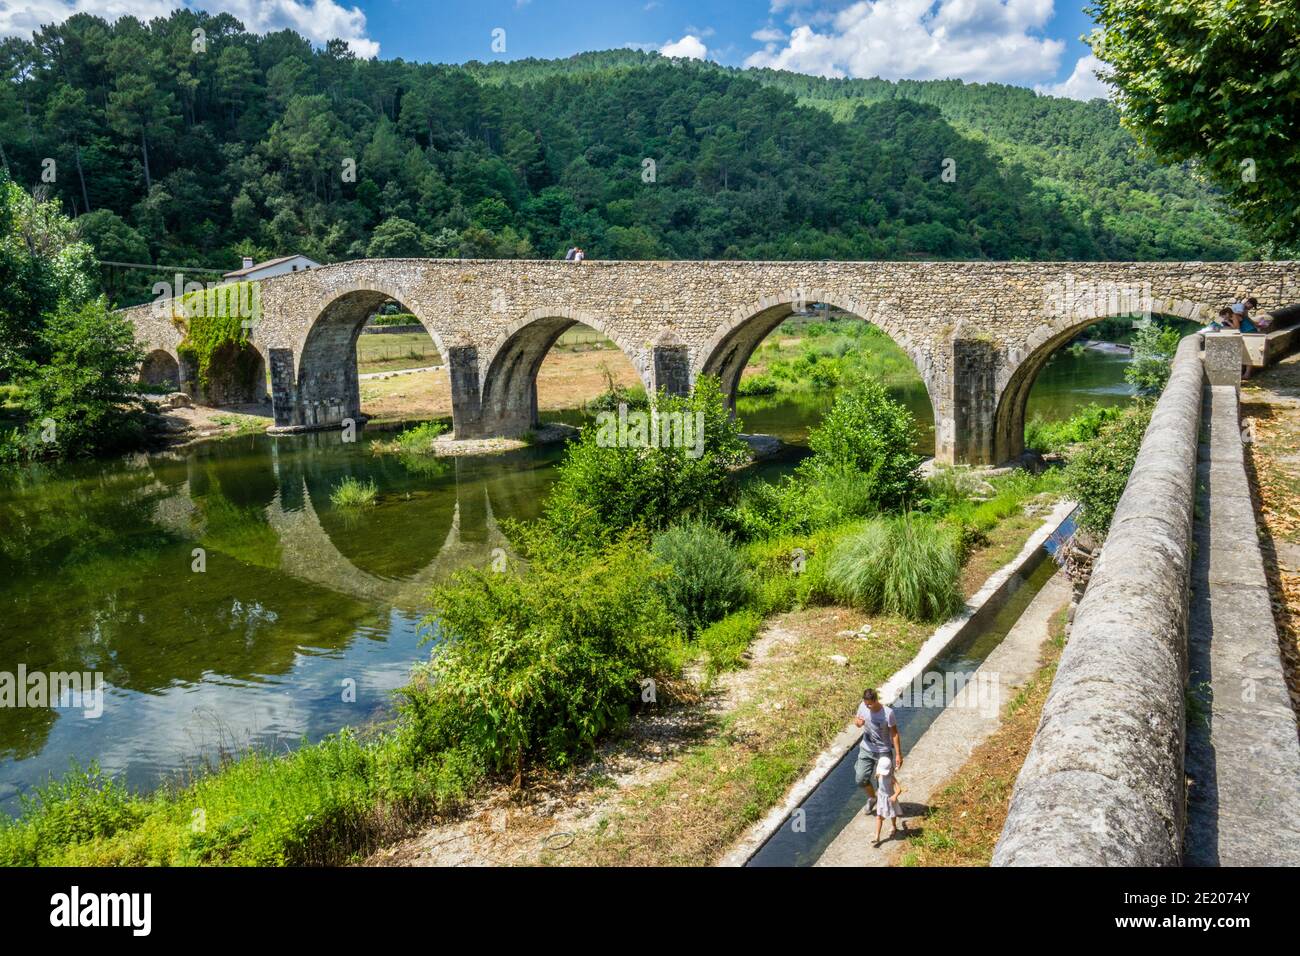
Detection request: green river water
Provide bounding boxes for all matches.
[0,346,1132,810]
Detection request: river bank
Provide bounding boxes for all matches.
[368,500,1057,867]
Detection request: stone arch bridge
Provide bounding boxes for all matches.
[120,258,1300,465]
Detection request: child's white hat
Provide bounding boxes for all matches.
[877,755,892,775]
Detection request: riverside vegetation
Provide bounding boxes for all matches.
[0,371,1077,866]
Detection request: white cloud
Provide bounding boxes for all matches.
[745,0,1065,85]
[0,0,380,58]
[660,34,709,60]
[752,27,787,43]
[1036,53,1111,100]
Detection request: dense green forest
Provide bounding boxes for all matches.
[0,12,1257,305]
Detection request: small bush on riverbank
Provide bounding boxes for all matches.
[1065,402,1154,536]
[541,376,748,545]
[409,531,685,776]
[330,477,378,508]
[1125,324,1182,396]
[650,521,752,636]
[4,299,149,461]
[727,466,881,539]
[797,375,922,510]
[397,420,448,450]
[826,514,963,622]
[1023,402,1124,453]
[737,374,778,396]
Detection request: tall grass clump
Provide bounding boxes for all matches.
[826,514,963,622]
[698,609,764,680]
[395,420,448,452]
[330,476,377,508]
[650,520,751,636]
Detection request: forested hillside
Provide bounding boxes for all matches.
[0,12,1254,305]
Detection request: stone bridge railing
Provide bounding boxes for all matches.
[993,335,1204,865]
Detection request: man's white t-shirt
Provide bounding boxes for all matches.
[857,702,896,754]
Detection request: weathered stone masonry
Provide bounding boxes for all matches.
[119,258,1300,465]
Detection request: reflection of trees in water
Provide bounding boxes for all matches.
[0,433,561,762]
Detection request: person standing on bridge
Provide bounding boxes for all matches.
[854,688,902,816]
[565,246,577,261]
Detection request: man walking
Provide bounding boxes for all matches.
[854,688,902,813]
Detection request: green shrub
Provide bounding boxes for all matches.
[726,466,881,540]
[395,419,448,452]
[584,384,650,413]
[542,375,748,545]
[650,520,752,636]
[825,514,963,622]
[1023,403,1125,453]
[737,374,778,396]
[1125,324,1182,396]
[798,375,921,510]
[699,609,764,678]
[1066,402,1154,536]
[330,476,377,508]
[10,298,148,460]
[920,466,993,517]
[412,531,684,775]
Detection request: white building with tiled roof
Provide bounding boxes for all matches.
[223,254,319,281]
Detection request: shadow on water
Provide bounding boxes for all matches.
[746,512,1076,867]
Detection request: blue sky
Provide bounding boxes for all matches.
[0,1,1110,98]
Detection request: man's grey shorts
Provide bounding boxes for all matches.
[854,748,891,786]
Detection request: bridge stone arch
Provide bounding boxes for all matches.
[139,348,181,390]
[468,306,651,437]
[283,281,452,431]
[992,296,1213,463]
[695,289,941,424]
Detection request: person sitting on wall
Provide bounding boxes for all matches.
[1203,307,1232,332]
[1231,297,1260,332]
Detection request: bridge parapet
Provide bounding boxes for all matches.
[993,335,1205,865]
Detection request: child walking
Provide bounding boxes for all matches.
[872,755,907,848]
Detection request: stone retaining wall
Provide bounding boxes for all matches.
[993,335,1204,866]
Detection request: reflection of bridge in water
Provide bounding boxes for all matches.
[151,455,516,610]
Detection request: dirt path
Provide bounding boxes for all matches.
[1240,351,1300,719]
[816,571,1073,866]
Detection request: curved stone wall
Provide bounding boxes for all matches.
[993,335,1204,866]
